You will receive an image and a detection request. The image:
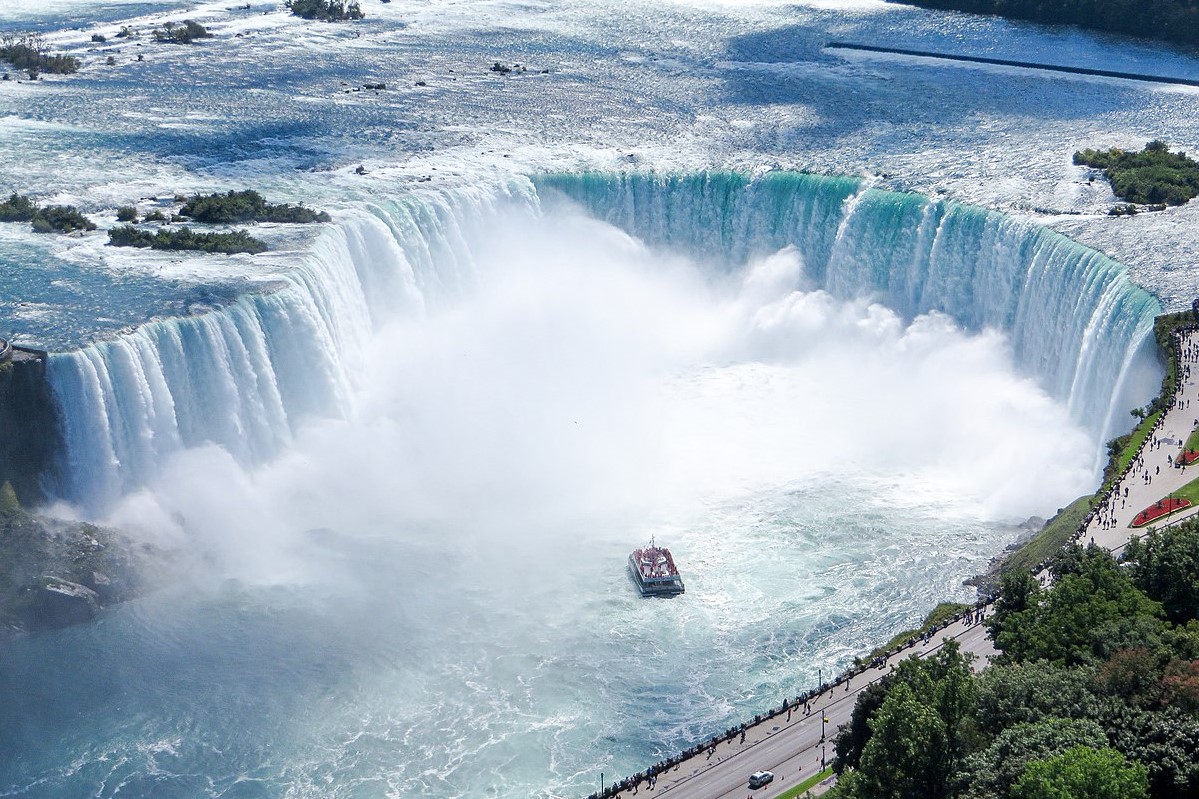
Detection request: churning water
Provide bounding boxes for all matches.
[0,0,1187,797]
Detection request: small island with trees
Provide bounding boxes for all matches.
[0,33,79,79]
[177,189,331,224]
[152,20,212,45]
[106,189,332,254]
[287,0,365,21]
[0,194,95,234]
[1074,141,1199,214]
[107,225,269,255]
[0,188,330,254]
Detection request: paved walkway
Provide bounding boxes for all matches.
[1087,328,1199,552]
[596,326,1199,799]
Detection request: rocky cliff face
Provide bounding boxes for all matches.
[0,484,145,634]
[0,350,62,506]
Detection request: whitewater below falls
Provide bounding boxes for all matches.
[1,1,1197,797]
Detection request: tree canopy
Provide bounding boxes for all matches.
[828,523,1199,799]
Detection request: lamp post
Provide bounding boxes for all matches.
[821,714,828,741]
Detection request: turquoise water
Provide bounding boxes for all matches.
[0,0,1188,797]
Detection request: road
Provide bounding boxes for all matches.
[600,325,1199,799]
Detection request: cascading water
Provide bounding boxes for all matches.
[45,182,539,512]
[8,171,1166,799]
[534,172,1161,451]
[45,173,1158,513]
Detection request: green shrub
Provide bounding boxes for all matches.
[0,193,38,222]
[0,33,80,74]
[116,206,138,223]
[152,20,212,44]
[108,225,268,254]
[32,205,95,233]
[286,0,365,21]
[178,189,331,224]
[1075,141,1199,207]
[142,209,167,222]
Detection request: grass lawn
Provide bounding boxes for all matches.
[999,495,1093,576]
[868,601,969,660]
[776,767,835,799]
[1183,425,1199,454]
[1164,474,1199,507]
[1107,411,1162,491]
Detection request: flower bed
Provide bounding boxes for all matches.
[1132,497,1192,527]
[1180,450,1199,465]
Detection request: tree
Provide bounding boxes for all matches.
[1123,521,1199,625]
[1160,659,1199,713]
[152,20,212,44]
[975,660,1097,734]
[1099,704,1199,799]
[0,193,38,222]
[1092,647,1164,706]
[834,643,977,799]
[986,567,1041,644]
[833,680,889,774]
[993,547,1164,666]
[960,717,1109,799]
[1013,745,1148,799]
[854,682,949,799]
[286,0,365,21]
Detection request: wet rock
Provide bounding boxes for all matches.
[28,577,100,630]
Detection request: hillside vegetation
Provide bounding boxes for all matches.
[828,533,1199,799]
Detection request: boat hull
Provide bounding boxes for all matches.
[628,552,685,597]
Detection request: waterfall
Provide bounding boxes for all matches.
[46,181,538,512]
[45,173,1160,511]
[535,172,1161,449]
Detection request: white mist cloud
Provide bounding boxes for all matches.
[103,204,1094,582]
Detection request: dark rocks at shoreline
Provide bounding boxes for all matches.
[963,514,1046,594]
[1,485,149,634]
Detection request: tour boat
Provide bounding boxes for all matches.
[628,539,685,597]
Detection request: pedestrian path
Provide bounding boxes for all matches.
[1087,328,1199,551]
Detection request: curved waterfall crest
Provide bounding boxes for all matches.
[534,171,1161,445]
[47,180,540,511]
[46,172,1158,511]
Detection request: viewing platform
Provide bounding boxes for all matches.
[0,340,47,365]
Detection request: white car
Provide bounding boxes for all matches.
[748,770,774,789]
